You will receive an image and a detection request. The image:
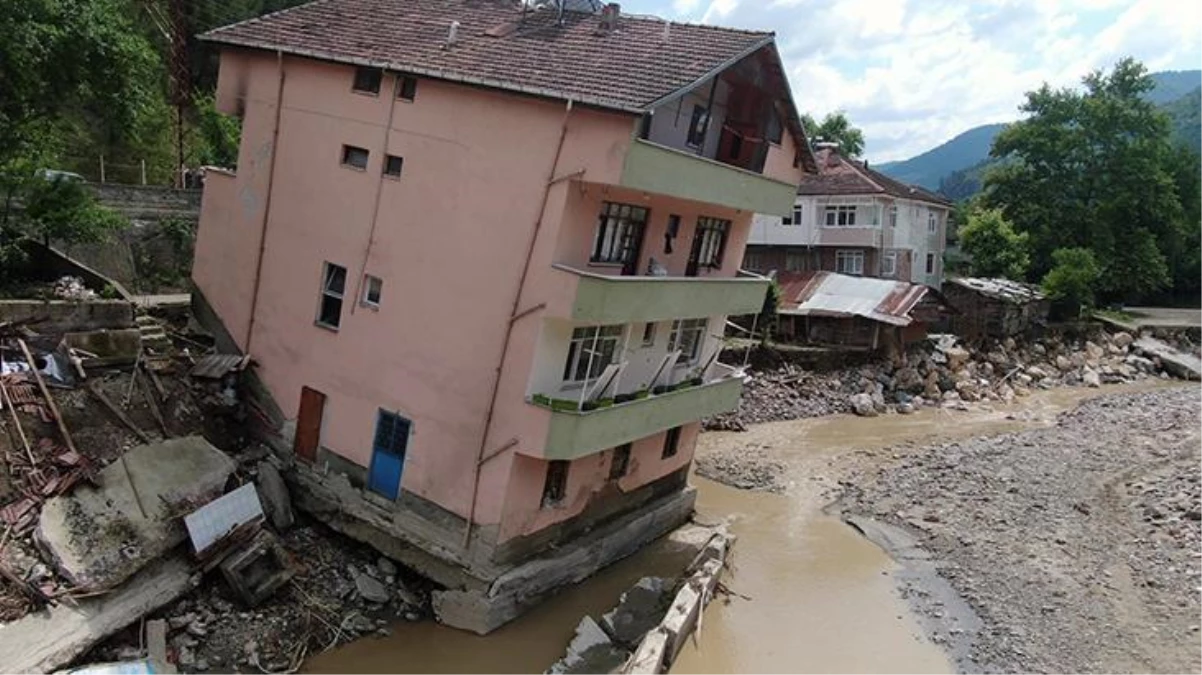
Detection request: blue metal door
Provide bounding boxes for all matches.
[368,410,410,500]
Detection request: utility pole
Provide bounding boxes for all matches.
[168,0,190,188]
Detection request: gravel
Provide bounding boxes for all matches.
[837,387,1202,673]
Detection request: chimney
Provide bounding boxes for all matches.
[444,20,460,48]
[599,3,620,31]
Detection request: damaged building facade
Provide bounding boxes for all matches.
[190,0,812,633]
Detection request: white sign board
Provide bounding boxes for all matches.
[184,483,264,554]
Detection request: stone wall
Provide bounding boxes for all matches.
[0,299,133,334]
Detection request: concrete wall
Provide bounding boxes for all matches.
[0,300,133,334]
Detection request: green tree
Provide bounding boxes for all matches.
[801,111,866,158]
[192,93,242,168]
[1041,247,1102,312]
[958,207,1030,279]
[22,177,126,245]
[981,57,1187,301]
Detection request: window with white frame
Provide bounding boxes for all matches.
[835,250,865,276]
[668,318,707,364]
[928,211,938,234]
[592,202,649,265]
[781,205,802,226]
[785,251,806,272]
[316,262,347,329]
[926,252,936,275]
[824,205,857,227]
[881,252,897,277]
[641,322,657,347]
[889,206,898,228]
[563,325,622,383]
[693,217,730,269]
[361,275,383,308]
[743,250,764,272]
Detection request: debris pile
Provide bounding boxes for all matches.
[52,276,98,302]
[707,327,1189,430]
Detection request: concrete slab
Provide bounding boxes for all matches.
[548,615,629,674]
[1134,337,1202,380]
[1124,306,1201,330]
[59,329,142,368]
[0,554,196,674]
[36,436,235,591]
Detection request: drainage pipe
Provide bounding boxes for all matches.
[462,99,574,549]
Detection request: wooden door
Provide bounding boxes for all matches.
[293,386,325,462]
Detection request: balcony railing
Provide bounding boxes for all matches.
[550,264,770,324]
[524,363,746,461]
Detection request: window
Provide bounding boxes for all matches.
[781,205,803,226]
[342,145,369,170]
[542,460,568,508]
[563,325,622,383]
[889,206,898,228]
[668,318,707,364]
[396,74,418,101]
[662,426,681,459]
[785,251,806,272]
[383,155,404,177]
[317,262,347,329]
[687,104,709,147]
[361,275,383,308]
[928,212,938,234]
[609,443,631,480]
[592,202,649,265]
[926,252,936,275]
[693,217,730,269]
[824,205,857,227]
[352,67,382,94]
[835,250,865,276]
[765,108,783,145]
[641,322,657,347]
[743,250,764,272]
[881,252,897,277]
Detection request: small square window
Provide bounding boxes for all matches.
[352,67,382,95]
[397,75,418,101]
[384,155,404,178]
[609,443,631,480]
[542,460,569,508]
[342,145,369,170]
[662,426,681,459]
[362,275,383,308]
[641,323,657,347]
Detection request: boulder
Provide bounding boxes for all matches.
[955,380,981,402]
[354,569,391,604]
[998,383,1016,402]
[1082,368,1101,388]
[1112,331,1134,348]
[944,346,971,371]
[255,461,294,531]
[1026,366,1049,380]
[1085,341,1104,361]
[1031,343,1047,356]
[897,402,916,415]
[1055,355,1073,371]
[894,367,923,393]
[850,393,878,417]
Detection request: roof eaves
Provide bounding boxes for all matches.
[200,35,647,114]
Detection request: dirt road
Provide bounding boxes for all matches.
[838,386,1201,673]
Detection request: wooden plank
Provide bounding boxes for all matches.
[16,340,77,456]
[140,376,170,438]
[0,379,34,467]
[86,382,152,444]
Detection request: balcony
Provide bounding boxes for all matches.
[526,364,745,461]
[551,264,769,324]
[618,139,798,217]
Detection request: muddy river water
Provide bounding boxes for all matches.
[307,381,1176,674]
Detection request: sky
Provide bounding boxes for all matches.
[617,0,1202,162]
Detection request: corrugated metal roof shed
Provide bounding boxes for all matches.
[776,271,937,326]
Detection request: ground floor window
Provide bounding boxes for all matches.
[926,252,936,275]
[609,443,632,480]
[836,250,865,276]
[668,318,707,364]
[785,250,807,272]
[563,325,623,383]
[881,252,897,277]
[743,250,764,272]
[542,460,569,508]
[662,426,682,459]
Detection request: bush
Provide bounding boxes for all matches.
[959,207,1029,279]
[1042,247,1101,313]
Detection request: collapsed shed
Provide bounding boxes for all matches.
[941,277,1050,339]
[774,271,953,353]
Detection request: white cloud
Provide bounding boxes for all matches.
[632,0,1202,162]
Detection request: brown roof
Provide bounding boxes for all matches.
[796,147,952,206]
[202,0,777,114]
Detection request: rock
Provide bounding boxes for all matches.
[186,621,208,638]
[1085,341,1105,360]
[897,402,916,415]
[196,660,209,671]
[1014,373,1033,387]
[168,613,196,631]
[942,390,962,402]
[1031,342,1047,356]
[955,380,981,402]
[1113,331,1134,348]
[178,646,196,668]
[1027,366,1049,380]
[1082,368,1101,388]
[1055,355,1073,371]
[354,569,392,604]
[256,461,295,530]
[987,351,1008,366]
[850,393,878,417]
[944,347,971,371]
[1003,337,1017,351]
[999,384,1016,402]
[377,556,398,578]
[1013,385,1031,397]
[895,367,923,393]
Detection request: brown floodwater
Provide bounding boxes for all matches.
[308,380,1184,674]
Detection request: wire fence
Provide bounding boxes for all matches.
[56,156,199,188]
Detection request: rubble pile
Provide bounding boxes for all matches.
[707,328,1185,430]
[51,276,98,301]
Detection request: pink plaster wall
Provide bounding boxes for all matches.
[195,50,637,525]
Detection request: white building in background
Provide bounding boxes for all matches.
[744,144,952,287]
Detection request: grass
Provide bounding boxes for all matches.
[1096,308,1136,323]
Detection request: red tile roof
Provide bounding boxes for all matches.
[201,0,777,115]
[797,148,952,206]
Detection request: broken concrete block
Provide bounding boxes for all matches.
[36,436,235,592]
[254,461,294,530]
[218,530,296,607]
[601,577,671,647]
[548,615,629,674]
[59,329,142,369]
[354,569,391,604]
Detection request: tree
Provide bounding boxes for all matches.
[981,58,1187,302]
[958,208,1029,279]
[1041,247,1101,312]
[22,177,126,245]
[801,111,866,158]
